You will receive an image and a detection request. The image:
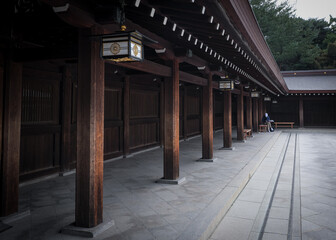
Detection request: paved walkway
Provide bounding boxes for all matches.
[1,129,336,240]
[210,129,336,240]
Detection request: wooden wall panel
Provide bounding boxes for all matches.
[214,91,224,130]
[179,88,184,138]
[20,133,59,174]
[129,81,160,151]
[129,123,158,149]
[232,94,237,126]
[185,86,201,137]
[104,127,122,156]
[105,88,122,120]
[303,97,336,126]
[130,89,159,118]
[104,85,123,159]
[270,97,299,125]
[19,65,61,180]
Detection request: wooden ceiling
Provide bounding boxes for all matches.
[2,0,289,95]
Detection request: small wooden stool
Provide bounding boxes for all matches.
[259,124,267,132]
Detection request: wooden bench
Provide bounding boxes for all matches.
[243,129,252,140]
[259,124,267,132]
[274,122,294,129]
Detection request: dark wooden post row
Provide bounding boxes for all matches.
[1,59,22,217]
[253,98,259,132]
[60,65,72,174]
[76,27,104,228]
[237,85,244,141]
[163,59,180,180]
[299,96,304,128]
[223,91,232,149]
[201,73,213,160]
[246,96,253,130]
[123,76,130,156]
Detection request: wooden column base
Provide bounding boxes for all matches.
[156,177,186,185]
[61,219,114,238]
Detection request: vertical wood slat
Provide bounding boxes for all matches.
[183,85,188,140]
[246,96,253,130]
[0,65,3,179]
[253,98,259,132]
[164,59,179,180]
[299,96,304,128]
[223,91,232,148]
[76,27,104,228]
[258,98,263,124]
[237,86,244,141]
[61,66,72,173]
[123,76,130,156]
[1,60,22,216]
[160,80,164,147]
[202,74,213,159]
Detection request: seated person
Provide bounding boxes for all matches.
[262,113,273,132]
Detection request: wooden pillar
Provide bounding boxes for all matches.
[237,86,244,141]
[123,76,130,156]
[299,96,304,128]
[60,66,72,173]
[201,73,213,160]
[253,98,259,132]
[76,27,104,228]
[1,60,22,216]
[223,91,232,148]
[246,96,253,130]
[183,85,188,140]
[163,59,179,180]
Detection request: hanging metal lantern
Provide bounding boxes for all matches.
[101,31,144,62]
[251,92,260,98]
[219,80,234,90]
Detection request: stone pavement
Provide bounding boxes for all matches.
[299,130,336,240]
[1,129,336,240]
[209,129,336,240]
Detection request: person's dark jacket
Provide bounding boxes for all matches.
[262,115,270,124]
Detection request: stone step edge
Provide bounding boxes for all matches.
[248,132,293,239]
[289,133,302,240]
[176,131,282,240]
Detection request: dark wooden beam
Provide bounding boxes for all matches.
[180,71,207,86]
[60,65,72,173]
[76,27,104,228]
[1,60,22,216]
[299,96,304,128]
[41,0,96,28]
[246,96,253,131]
[237,85,244,141]
[123,76,130,156]
[163,59,179,180]
[223,91,232,148]
[106,60,171,77]
[13,47,77,62]
[253,98,259,132]
[202,73,213,159]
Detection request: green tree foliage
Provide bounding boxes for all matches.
[250,0,336,70]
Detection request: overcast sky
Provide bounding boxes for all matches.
[278,0,336,20]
